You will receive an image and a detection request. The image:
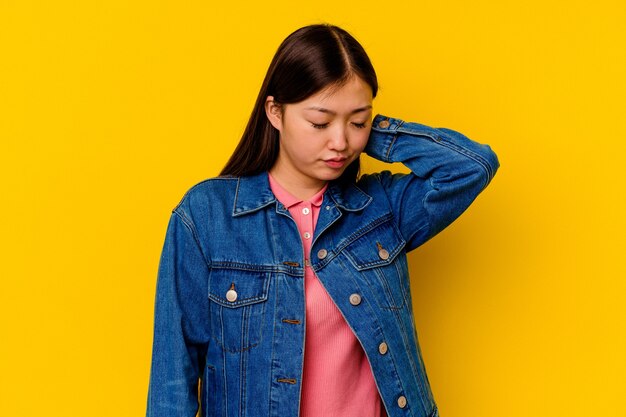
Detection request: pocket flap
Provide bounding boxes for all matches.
[343,221,406,270]
[208,268,270,308]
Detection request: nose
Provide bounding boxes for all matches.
[327,126,348,152]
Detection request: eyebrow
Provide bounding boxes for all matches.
[304,105,373,115]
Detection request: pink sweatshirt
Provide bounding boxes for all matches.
[269,174,386,417]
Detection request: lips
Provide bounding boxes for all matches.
[324,157,348,169]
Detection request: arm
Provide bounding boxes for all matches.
[363,114,499,251]
[146,209,210,417]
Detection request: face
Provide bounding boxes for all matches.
[266,76,373,193]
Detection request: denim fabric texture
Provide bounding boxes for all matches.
[147,114,499,417]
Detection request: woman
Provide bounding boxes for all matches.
[147,24,499,417]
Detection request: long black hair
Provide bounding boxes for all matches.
[220,24,378,182]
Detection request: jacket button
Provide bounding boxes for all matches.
[226,289,238,302]
[378,342,388,355]
[317,249,328,259]
[349,293,362,306]
[378,119,390,128]
[378,248,390,260]
[397,395,407,408]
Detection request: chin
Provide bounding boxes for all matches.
[317,170,345,182]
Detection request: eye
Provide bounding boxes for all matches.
[311,122,329,129]
[352,122,367,129]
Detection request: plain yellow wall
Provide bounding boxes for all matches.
[1,1,624,416]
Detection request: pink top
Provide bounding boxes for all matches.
[269,174,386,417]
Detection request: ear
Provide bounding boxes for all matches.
[265,96,283,131]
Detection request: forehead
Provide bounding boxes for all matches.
[300,76,373,109]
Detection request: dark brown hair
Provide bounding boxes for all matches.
[220,24,378,182]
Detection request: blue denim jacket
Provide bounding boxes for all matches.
[147,114,499,417]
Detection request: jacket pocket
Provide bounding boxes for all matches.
[208,267,270,352]
[342,219,409,310]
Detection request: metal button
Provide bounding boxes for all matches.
[397,395,407,408]
[378,119,390,128]
[226,289,238,302]
[317,249,328,259]
[378,248,390,260]
[302,207,310,215]
[303,232,311,239]
[378,342,388,355]
[349,293,362,306]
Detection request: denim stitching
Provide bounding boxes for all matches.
[373,267,404,311]
[334,257,408,416]
[390,300,428,414]
[239,306,249,417]
[432,138,493,188]
[314,213,395,271]
[340,220,407,271]
[211,335,259,353]
[210,261,297,274]
[172,210,211,267]
[173,177,236,212]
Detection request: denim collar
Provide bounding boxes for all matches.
[232,171,372,217]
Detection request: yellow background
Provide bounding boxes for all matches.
[1,1,625,416]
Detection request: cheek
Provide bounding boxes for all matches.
[353,128,371,152]
[283,134,320,161]
[282,126,314,151]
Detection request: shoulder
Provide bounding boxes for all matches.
[174,176,238,207]
[172,176,239,223]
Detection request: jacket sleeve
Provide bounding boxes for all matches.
[146,209,211,416]
[363,114,499,251]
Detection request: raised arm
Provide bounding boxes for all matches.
[362,114,499,251]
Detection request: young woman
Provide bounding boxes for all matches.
[147,24,499,417]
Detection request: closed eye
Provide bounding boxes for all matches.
[352,122,367,129]
[311,123,329,129]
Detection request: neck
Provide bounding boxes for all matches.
[268,166,326,201]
